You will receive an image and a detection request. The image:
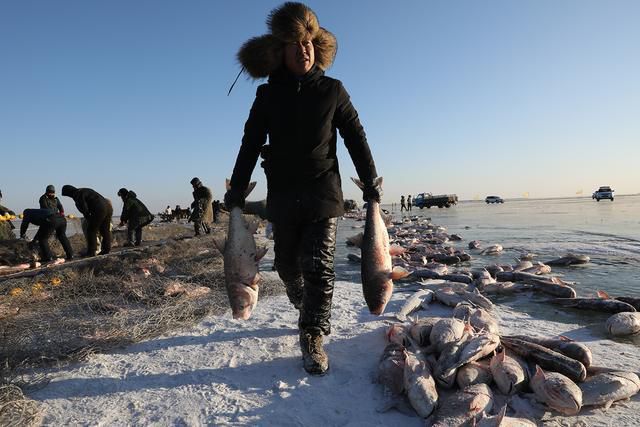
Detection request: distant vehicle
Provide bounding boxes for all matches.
[592,186,614,201]
[413,193,458,209]
[485,195,504,204]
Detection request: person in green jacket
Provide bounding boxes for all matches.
[0,189,17,240]
[117,188,154,247]
[189,177,213,236]
[39,184,65,215]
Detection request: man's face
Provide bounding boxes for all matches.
[284,40,315,76]
[47,192,55,199]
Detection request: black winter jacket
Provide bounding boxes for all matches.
[61,185,110,218]
[230,66,377,222]
[120,191,153,226]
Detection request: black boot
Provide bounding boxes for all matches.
[299,329,329,376]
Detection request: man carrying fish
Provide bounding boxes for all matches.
[225,2,381,375]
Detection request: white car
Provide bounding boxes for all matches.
[592,186,614,201]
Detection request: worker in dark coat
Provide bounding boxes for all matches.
[225,3,381,376]
[20,208,73,261]
[189,177,213,236]
[39,185,65,215]
[117,188,154,246]
[0,189,17,240]
[61,185,113,256]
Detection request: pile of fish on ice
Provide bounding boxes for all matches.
[345,214,640,425]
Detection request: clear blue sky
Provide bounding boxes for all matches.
[2,0,639,214]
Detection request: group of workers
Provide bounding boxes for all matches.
[400,194,413,212]
[0,177,215,262]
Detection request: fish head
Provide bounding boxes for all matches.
[229,275,260,320]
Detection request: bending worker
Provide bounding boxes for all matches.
[117,188,154,247]
[20,208,73,261]
[62,185,113,256]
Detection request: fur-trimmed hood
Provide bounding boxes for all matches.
[237,2,337,79]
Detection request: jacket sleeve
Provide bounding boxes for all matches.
[38,195,47,209]
[120,200,129,222]
[334,82,378,185]
[75,193,89,217]
[229,85,269,194]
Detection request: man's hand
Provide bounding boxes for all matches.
[224,190,245,210]
[362,183,382,203]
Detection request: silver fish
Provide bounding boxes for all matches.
[580,371,640,408]
[434,325,474,388]
[481,244,503,255]
[427,383,494,427]
[530,365,582,415]
[453,305,500,335]
[429,318,466,352]
[353,177,409,314]
[545,253,590,266]
[377,343,406,397]
[396,289,434,322]
[443,332,500,377]
[490,350,526,395]
[456,360,493,389]
[404,350,439,418]
[214,181,267,320]
[606,312,640,336]
[409,317,442,347]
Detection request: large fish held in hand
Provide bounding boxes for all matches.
[352,177,409,315]
[214,180,268,320]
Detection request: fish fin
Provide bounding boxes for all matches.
[390,266,411,280]
[255,246,268,261]
[225,179,257,198]
[558,335,574,342]
[350,177,364,190]
[213,236,226,253]
[534,365,545,379]
[499,349,506,362]
[603,400,614,411]
[597,290,611,299]
[244,181,257,198]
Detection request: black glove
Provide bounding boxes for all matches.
[362,183,382,203]
[224,190,245,210]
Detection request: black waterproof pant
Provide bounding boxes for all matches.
[33,216,73,261]
[274,217,338,336]
[86,202,113,255]
[127,216,154,245]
